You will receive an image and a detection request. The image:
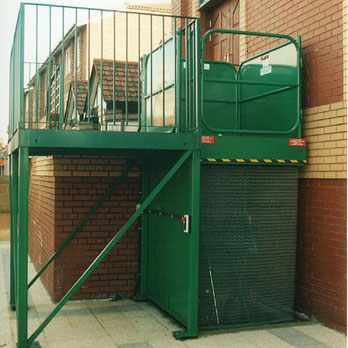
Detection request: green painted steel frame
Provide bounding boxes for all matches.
[10,147,201,347]
[8,3,307,346]
[7,129,200,156]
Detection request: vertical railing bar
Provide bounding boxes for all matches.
[195,19,200,132]
[189,22,192,129]
[54,66,57,127]
[74,8,78,124]
[125,12,128,127]
[185,18,188,130]
[174,17,177,131]
[47,6,52,128]
[87,9,90,123]
[19,4,25,131]
[59,7,65,130]
[162,16,165,127]
[112,10,116,126]
[35,5,39,127]
[150,15,153,127]
[100,10,103,128]
[14,33,16,132]
[9,50,12,134]
[137,13,140,130]
[28,64,31,126]
[190,22,196,132]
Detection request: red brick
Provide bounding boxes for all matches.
[29,155,141,302]
[297,178,347,333]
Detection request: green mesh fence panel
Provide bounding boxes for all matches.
[199,165,298,329]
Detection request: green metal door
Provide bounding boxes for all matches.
[145,152,192,326]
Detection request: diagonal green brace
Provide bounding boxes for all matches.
[28,160,137,289]
[27,150,192,346]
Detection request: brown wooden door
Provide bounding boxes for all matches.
[205,0,240,65]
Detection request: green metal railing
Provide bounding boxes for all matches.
[9,3,200,138]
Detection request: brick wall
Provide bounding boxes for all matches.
[28,155,141,302]
[244,0,347,332]
[302,102,346,179]
[246,0,344,109]
[28,157,56,295]
[297,179,347,332]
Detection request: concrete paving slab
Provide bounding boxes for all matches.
[0,241,346,348]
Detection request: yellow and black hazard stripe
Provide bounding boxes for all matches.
[200,158,307,164]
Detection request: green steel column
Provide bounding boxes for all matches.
[17,147,29,348]
[9,154,15,309]
[139,155,149,299]
[173,150,200,339]
[11,151,19,310]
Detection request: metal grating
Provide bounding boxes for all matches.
[199,165,298,329]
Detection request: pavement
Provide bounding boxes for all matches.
[0,241,346,348]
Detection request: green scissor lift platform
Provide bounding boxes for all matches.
[8,4,305,347]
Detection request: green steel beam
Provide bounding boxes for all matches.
[27,150,192,346]
[17,129,200,152]
[201,135,306,162]
[28,161,136,289]
[17,147,29,348]
[173,150,200,339]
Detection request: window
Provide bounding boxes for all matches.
[65,48,71,74]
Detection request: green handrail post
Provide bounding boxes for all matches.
[17,147,29,348]
[28,161,136,289]
[27,150,192,346]
[175,27,182,132]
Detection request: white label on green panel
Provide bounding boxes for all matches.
[260,65,272,76]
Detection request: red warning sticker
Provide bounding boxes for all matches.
[202,136,215,144]
[289,138,306,146]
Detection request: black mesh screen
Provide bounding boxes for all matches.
[199,165,298,329]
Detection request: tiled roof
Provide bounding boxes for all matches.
[93,59,139,103]
[70,80,88,115]
[126,3,171,13]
